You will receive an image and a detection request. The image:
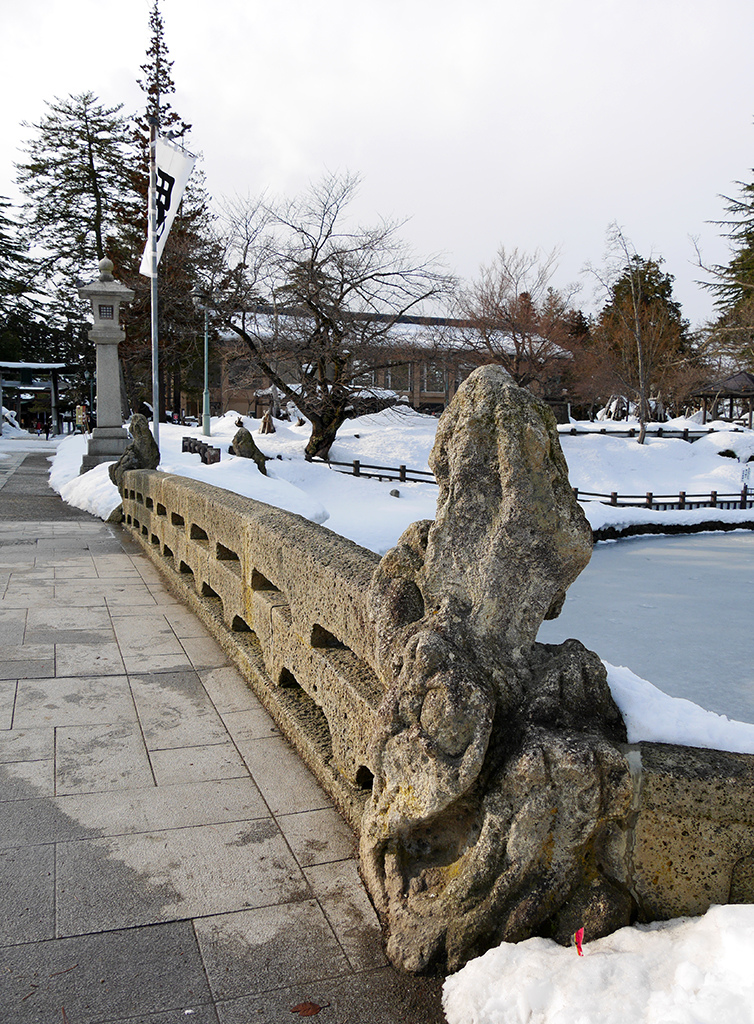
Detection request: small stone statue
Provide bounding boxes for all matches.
[229,426,268,475]
[108,413,160,491]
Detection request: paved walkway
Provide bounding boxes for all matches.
[0,453,443,1023]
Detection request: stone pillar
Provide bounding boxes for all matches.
[77,259,135,474]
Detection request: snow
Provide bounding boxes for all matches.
[0,361,68,369]
[537,529,754,723]
[46,409,441,553]
[6,408,754,1024]
[558,428,754,534]
[442,905,754,1024]
[606,661,754,754]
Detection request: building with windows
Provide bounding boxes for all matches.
[182,311,572,424]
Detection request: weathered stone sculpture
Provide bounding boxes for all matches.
[109,413,160,490]
[229,427,268,475]
[362,365,632,972]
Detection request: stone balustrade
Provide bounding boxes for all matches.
[121,466,754,969]
[121,468,383,829]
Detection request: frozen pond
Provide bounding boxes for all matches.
[536,530,754,724]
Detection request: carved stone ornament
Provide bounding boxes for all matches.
[361,365,632,972]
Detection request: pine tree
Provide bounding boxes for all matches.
[0,196,31,319]
[593,241,695,436]
[15,92,135,303]
[710,178,754,311]
[705,175,754,370]
[112,0,216,419]
[12,93,132,379]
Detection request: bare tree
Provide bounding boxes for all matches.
[210,173,453,459]
[587,226,694,442]
[454,246,578,398]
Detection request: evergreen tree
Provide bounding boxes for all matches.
[11,92,130,382]
[705,174,754,370]
[112,0,215,419]
[592,238,695,437]
[15,91,135,305]
[0,196,32,320]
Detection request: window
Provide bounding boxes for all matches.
[98,304,114,320]
[386,363,412,392]
[422,362,445,394]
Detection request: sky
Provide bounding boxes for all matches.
[2,0,754,327]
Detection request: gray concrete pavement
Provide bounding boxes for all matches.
[0,453,443,1023]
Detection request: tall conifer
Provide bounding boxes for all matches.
[113,0,215,419]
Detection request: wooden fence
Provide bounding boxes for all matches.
[313,457,436,485]
[573,486,752,511]
[317,458,754,512]
[559,425,747,441]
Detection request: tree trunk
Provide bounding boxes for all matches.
[304,409,348,461]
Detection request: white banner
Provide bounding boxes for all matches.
[139,136,197,277]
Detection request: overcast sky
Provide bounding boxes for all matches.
[2,0,754,326]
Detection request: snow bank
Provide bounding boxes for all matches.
[45,413,440,553]
[43,413,754,547]
[606,662,754,755]
[583,501,754,535]
[443,905,754,1024]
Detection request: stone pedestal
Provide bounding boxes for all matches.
[77,259,135,473]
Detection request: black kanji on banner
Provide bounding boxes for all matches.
[155,169,175,239]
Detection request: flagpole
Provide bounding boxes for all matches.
[148,114,160,449]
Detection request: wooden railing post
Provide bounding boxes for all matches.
[610,492,618,506]
[710,491,717,508]
[679,491,686,510]
[353,460,360,477]
[742,484,749,509]
[646,492,653,508]
[399,464,406,482]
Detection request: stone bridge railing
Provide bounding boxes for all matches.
[121,467,383,828]
[119,366,754,975]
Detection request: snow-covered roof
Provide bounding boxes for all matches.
[221,310,569,359]
[0,361,69,370]
[694,371,754,396]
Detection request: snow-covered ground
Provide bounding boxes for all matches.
[442,905,754,1024]
[5,406,754,1024]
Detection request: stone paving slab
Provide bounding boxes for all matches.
[55,818,310,936]
[194,900,353,1000]
[0,843,55,944]
[0,454,444,1023]
[149,740,249,785]
[1,921,216,1024]
[55,721,155,795]
[0,776,270,849]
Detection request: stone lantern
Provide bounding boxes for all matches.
[77,258,135,473]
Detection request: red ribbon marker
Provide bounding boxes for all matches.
[574,927,584,956]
